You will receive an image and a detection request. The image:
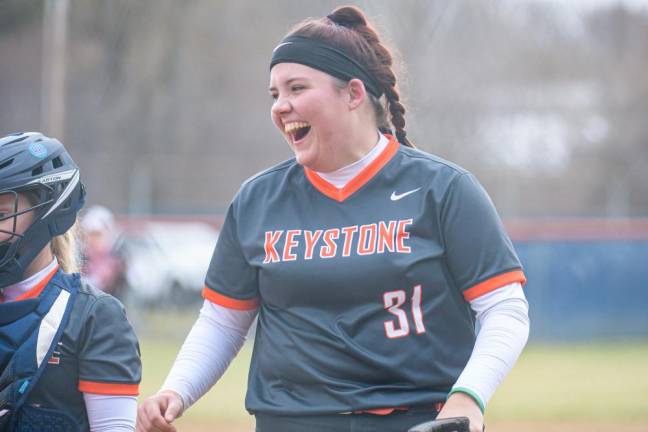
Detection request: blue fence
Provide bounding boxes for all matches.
[510,220,648,341]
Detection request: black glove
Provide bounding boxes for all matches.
[407,416,471,432]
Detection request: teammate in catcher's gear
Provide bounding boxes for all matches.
[138,6,530,432]
[0,132,141,431]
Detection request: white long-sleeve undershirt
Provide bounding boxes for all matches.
[83,394,137,432]
[161,301,258,410]
[161,283,529,413]
[452,282,530,409]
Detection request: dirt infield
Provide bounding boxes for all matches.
[177,421,648,432]
[492,422,648,432]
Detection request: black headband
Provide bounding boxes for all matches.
[270,35,383,98]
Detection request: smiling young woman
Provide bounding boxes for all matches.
[138,6,530,432]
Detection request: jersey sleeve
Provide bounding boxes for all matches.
[203,199,259,310]
[77,296,141,395]
[441,173,526,301]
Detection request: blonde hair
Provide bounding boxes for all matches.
[50,221,81,273]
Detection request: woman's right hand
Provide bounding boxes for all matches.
[435,392,484,432]
[136,390,184,432]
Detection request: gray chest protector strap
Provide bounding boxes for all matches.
[0,273,78,431]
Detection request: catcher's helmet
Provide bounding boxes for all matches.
[0,132,85,288]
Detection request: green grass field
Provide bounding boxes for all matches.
[136,311,648,431]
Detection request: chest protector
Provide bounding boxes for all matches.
[0,271,79,431]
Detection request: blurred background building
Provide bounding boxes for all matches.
[1,0,647,341]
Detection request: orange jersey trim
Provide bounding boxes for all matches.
[354,407,407,415]
[463,270,526,302]
[78,380,139,396]
[304,135,400,203]
[202,286,259,311]
[14,264,60,301]
[353,402,444,415]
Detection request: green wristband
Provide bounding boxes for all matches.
[448,387,486,413]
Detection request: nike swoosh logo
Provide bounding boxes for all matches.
[273,42,293,52]
[390,187,422,201]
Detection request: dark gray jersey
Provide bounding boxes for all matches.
[204,135,525,415]
[26,273,141,431]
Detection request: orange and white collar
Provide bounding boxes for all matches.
[315,132,388,189]
[305,133,398,202]
[1,258,59,302]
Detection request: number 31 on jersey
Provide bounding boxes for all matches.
[383,285,426,339]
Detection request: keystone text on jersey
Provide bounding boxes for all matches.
[263,219,413,263]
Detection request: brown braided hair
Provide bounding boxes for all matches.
[286,6,414,148]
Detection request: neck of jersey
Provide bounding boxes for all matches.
[315,132,388,189]
[1,258,59,302]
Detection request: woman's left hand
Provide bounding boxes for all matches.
[435,392,484,432]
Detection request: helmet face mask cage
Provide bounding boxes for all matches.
[0,190,20,239]
[0,185,56,270]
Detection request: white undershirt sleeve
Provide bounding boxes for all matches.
[161,300,258,411]
[450,282,530,410]
[83,394,137,432]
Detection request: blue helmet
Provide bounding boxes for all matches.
[0,132,85,288]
